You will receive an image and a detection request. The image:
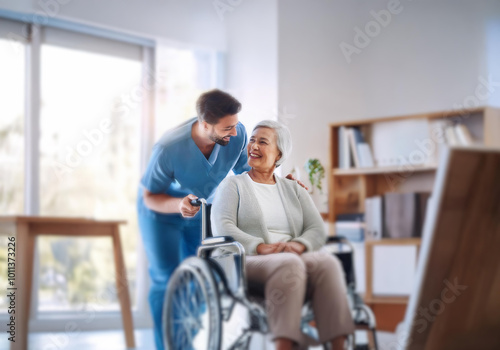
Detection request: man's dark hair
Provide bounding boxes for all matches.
[196,89,241,125]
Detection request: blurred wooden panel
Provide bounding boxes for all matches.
[368,303,407,332]
[333,176,362,214]
[404,147,500,350]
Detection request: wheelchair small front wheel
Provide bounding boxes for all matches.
[163,257,222,350]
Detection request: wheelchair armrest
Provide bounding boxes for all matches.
[197,238,246,260]
[197,239,249,302]
[327,235,348,244]
[202,236,235,245]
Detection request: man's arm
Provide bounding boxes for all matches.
[143,190,200,217]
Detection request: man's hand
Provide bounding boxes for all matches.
[179,194,200,217]
[285,174,308,191]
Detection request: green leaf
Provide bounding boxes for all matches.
[304,158,325,194]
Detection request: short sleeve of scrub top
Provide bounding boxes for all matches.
[141,146,175,194]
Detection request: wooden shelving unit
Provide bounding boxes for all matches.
[328,107,500,330]
[328,107,500,227]
[332,163,437,176]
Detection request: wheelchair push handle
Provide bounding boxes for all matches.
[190,199,203,207]
[190,198,208,240]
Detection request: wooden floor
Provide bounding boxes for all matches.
[0,329,398,350]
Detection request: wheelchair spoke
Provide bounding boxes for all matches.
[164,259,221,350]
[170,269,205,349]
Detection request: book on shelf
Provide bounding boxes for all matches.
[444,125,459,146]
[347,128,361,168]
[335,212,364,242]
[338,126,374,169]
[384,192,416,239]
[338,118,478,172]
[334,222,365,242]
[416,192,431,236]
[365,196,383,240]
[440,122,475,147]
[383,192,431,239]
[357,143,374,167]
[336,213,364,221]
[454,124,474,145]
[337,126,351,169]
[364,192,430,240]
[429,119,448,164]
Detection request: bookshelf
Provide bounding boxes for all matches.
[328,107,500,330]
[332,163,437,176]
[328,107,500,225]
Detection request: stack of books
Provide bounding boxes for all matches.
[338,119,477,170]
[365,192,431,240]
[334,213,365,242]
[338,126,374,169]
[430,120,475,146]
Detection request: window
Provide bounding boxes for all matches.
[0,20,150,326]
[0,15,222,330]
[38,43,142,312]
[0,20,26,312]
[0,22,25,215]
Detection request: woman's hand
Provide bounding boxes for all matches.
[285,174,308,191]
[283,242,306,255]
[256,242,306,255]
[256,243,286,255]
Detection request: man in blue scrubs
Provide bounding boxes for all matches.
[137,89,250,349]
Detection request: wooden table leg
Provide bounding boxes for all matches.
[12,223,36,350]
[111,225,136,348]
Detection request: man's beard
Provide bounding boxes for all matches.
[209,130,230,146]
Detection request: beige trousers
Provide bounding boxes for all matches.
[245,250,355,345]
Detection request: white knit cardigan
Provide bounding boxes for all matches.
[211,173,327,255]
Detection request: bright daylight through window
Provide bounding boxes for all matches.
[0,23,219,322]
[0,38,25,311]
[38,45,142,312]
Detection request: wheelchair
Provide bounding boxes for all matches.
[163,199,378,350]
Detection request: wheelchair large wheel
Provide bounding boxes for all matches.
[163,257,222,350]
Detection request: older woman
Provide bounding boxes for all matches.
[211,120,354,350]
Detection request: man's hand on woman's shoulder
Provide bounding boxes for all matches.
[285,174,308,191]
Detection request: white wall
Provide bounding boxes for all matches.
[4,0,498,182]
[0,0,33,13]
[486,1,500,107]
[224,0,278,134]
[54,0,226,49]
[278,0,500,188]
[0,0,226,50]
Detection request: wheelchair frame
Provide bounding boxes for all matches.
[163,199,378,350]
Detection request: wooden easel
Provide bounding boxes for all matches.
[401,146,500,350]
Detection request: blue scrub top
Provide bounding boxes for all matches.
[138,117,250,222]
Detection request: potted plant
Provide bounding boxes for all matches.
[304,158,325,194]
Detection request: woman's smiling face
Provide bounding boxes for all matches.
[247,127,281,171]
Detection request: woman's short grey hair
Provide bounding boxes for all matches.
[252,120,292,168]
